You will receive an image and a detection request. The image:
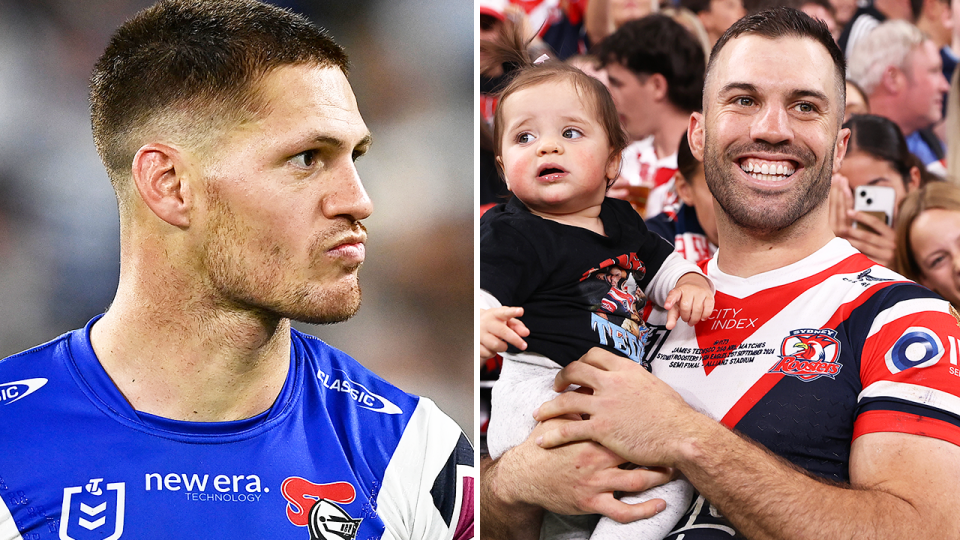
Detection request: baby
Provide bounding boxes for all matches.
[479,44,714,540]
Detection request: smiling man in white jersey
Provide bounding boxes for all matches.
[480,8,960,540]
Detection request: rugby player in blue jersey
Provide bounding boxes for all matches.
[0,2,472,539]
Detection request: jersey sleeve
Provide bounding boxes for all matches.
[855,286,960,447]
[377,398,474,540]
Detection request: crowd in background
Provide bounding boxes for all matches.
[480,0,960,444]
[0,0,473,436]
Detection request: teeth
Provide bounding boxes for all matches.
[739,159,795,180]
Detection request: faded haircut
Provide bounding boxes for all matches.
[90,0,348,197]
[706,7,845,123]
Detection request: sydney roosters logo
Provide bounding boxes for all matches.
[768,329,842,382]
[282,477,362,540]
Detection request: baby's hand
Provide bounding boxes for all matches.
[663,273,715,330]
[478,306,530,360]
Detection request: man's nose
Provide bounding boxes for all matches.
[751,104,793,146]
[322,161,374,221]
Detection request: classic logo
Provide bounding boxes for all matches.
[59,478,125,540]
[0,378,47,405]
[281,477,362,540]
[885,328,944,374]
[317,368,402,414]
[768,329,842,381]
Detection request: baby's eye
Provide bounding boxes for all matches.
[290,150,319,169]
[563,128,583,139]
[517,132,534,144]
[929,255,946,269]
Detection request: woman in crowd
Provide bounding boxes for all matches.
[829,114,924,267]
[894,181,960,307]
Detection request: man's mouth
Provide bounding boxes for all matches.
[739,158,797,182]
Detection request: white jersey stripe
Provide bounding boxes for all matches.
[866,297,949,339]
[859,380,960,416]
[951,336,957,365]
[0,496,24,540]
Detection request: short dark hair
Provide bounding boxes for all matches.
[676,131,703,181]
[679,0,712,15]
[90,0,349,192]
[843,114,914,185]
[594,14,706,113]
[707,7,845,116]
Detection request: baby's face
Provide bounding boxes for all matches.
[497,80,618,219]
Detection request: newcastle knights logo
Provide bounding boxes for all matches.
[768,329,843,382]
[282,477,363,540]
[59,478,125,540]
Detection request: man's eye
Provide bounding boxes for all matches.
[796,102,815,113]
[517,132,534,144]
[291,150,318,168]
[736,97,754,107]
[563,128,583,139]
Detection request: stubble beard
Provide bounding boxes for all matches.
[203,192,364,326]
[702,132,834,235]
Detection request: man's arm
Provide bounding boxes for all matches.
[479,419,672,540]
[536,349,960,540]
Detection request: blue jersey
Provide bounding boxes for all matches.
[0,317,473,540]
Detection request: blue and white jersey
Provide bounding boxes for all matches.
[0,317,474,540]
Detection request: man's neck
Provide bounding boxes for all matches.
[863,96,920,137]
[713,204,835,278]
[652,108,694,159]
[90,278,292,423]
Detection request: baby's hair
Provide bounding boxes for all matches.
[481,25,628,187]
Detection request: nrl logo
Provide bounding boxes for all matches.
[768,329,842,382]
[59,478,125,540]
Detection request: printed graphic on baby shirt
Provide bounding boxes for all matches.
[579,253,651,365]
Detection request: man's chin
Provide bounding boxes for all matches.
[288,289,362,325]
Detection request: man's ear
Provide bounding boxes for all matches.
[880,65,905,94]
[688,112,705,162]
[648,73,668,102]
[131,143,192,228]
[832,127,851,173]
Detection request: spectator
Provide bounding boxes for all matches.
[829,114,922,268]
[646,132,718,264]
[837,0,918,58]
[848,20,950,176]
[679,0,747,46]
[594,14,706,218]
[585,0,659,46]
[894,181,960,307]
[845,78,871,122]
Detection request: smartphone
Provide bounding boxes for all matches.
[853,185,895,235]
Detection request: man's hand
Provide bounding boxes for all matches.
[481,417,673,540]
[533,348,706,467]
[478,306,530,359]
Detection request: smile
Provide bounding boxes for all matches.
[739,158,797,182]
